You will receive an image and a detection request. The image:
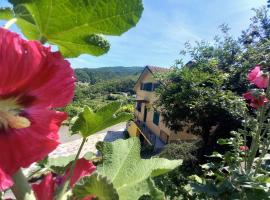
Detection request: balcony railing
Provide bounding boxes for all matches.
[135,120,165,150]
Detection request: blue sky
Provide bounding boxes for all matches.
[0,0,267,68]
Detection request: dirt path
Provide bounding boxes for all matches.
[50,122,127,157]
[58,122,127,143]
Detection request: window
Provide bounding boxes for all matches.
[143,82,153,91]
[136,102,142,112]
[140,82,160,91]
[141,82,153,91]
[153,111,160,126]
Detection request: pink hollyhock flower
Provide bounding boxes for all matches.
[239,146,249,151]
[243,91,268,109]
[32,158,96,200]
[0,28,75,190]
[247,66,269,88]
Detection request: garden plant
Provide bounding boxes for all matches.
[0,1,181,200]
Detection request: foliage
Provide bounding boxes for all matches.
[157,8,270,155]
[0,7,13,20]
[5,0,143,57]
[189,67,270,199]
[75,67,143,84]
[71,102,133,138]
[73,173,119,200]
[35,152,95,176]
[190,144,270,199]
[73,138,182,200]
[158,141,201,161]
[154,141,204,200]
[155,7,270,199]
[115,104,134,114]
[157,66,246,155]
[64,67,140,118]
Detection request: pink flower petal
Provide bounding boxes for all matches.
[32,159,96,199]
[0,28,75,188]
[239,146,249,151]
[64,158,96,187]
[0,28,75,108]
[32,173,55,200]
[0,168,13,191]
[244,91,269,109]
[243,92,253,100]
[253,75,269,89]
[247,66,261,82]
[247,66,269,88]
[0,109,66,182]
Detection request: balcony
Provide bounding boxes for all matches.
[135,120,165,151]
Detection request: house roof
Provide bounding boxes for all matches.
[134,65,170,90]
[147,66,170,74]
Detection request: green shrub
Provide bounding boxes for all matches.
[154,140,203,200]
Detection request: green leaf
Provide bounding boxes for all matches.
[73,173,119,200]
[7,0,143,57]
[46,152,95,168]
[71,102,133,138]
[95,137,182,200]
[0,7,13,20]
[188,175,203,184]
[207,151,223,159]
[217,138,233,145]
[190,183,219,197]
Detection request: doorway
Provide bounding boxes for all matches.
[143,106,147,122]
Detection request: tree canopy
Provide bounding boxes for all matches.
[157,7,270,155]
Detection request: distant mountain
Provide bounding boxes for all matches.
[75,66,144,84]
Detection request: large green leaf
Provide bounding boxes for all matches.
[4,0,143,57]
[85,138,181,200]
[71,102,133,138]
[73,173,119,200]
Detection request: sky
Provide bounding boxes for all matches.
[0,0,267,68]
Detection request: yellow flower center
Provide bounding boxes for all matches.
[0,98,31,130]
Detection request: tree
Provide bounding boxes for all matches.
[157,7,270,156]
[157,66,246,156]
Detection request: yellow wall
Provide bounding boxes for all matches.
[134,69,199,143]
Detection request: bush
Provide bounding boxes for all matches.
[106,94,118,100]
[154,140,203,200]
[159,141,198,161]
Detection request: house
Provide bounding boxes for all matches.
[127,66,197,148]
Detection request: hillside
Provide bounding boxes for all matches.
[63,67,143,118]
[75,66,144,84]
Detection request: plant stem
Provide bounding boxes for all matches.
[3,18,17,29]
[243,114,248,172]
[55,137,86,200]
[11,169,36,200]
[66,138,86,182]
[246,106,265,173]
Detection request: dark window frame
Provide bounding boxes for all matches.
[153,111,160,126]
[136,102,142,112]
